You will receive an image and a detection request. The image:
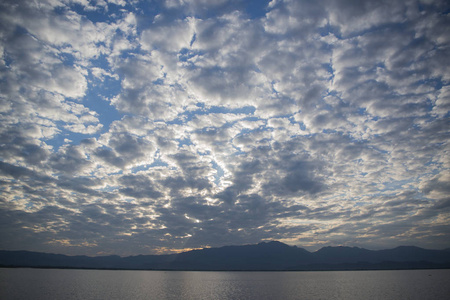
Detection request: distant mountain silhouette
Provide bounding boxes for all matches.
[1,241,450,271]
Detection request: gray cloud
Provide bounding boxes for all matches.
[119,174,163,199]
[49,145,92,175]
[282,162,325,194]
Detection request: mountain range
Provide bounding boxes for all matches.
[1,241,450,271]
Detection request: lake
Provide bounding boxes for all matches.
[1,268,449,299]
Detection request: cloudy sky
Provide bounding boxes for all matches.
[0,0,449,256]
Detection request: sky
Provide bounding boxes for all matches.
[0,0,449,256]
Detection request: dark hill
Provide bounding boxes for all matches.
[314,246,373,264]
[168,241,313,270]
[1,242,449,271]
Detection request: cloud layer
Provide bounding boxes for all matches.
[0,0,449,255]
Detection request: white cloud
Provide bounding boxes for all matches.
[141,18,195,53]
[326,0,406,37]
[1,0,449,255]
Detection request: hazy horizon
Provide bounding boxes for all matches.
[0,0,449,257]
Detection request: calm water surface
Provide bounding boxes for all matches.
[1,268,449,299]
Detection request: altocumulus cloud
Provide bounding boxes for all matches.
[0,0,449,256]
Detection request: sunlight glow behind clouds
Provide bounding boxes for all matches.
[0,0,449,255]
